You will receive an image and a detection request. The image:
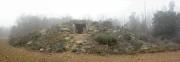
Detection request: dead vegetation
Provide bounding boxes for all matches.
[1,40,180,62]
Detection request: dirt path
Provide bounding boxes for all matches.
[0,40,180,62]
[72,34,89,43]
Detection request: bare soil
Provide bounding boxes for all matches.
[0,39,180,62]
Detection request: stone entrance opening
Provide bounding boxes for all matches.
[74,24,86,34]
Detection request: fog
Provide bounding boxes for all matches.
[0,0,179,39]
[0,0,179,27]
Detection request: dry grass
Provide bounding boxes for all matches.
[0,39,180,62]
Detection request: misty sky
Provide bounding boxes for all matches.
[0,0,179,27]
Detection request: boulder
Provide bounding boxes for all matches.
[40,48,44,52]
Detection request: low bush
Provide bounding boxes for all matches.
[94,33,117,46]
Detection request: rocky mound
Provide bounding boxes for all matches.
[9,21,180,54]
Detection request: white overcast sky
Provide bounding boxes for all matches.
[0,0,179,27]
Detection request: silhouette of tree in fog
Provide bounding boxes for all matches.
[0,27,3,37]
[153,1,178,39]
[0,27,10,38]
[126,12,141,34]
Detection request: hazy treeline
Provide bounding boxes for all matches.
[125,1,180,43]
[10,15,69,38]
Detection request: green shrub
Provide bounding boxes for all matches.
[50,42,66,52]
[9,40,27,47]
[94,33,117,46]
[9,31,41,47]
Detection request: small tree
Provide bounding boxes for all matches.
[126,12,143,35]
